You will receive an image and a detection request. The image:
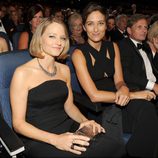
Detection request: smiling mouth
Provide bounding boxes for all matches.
[54,46,62,48]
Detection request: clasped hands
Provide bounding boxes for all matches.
[115,85,130,106]
[53,120,105,155]
[115,85,156,105]
[115,84,158,106]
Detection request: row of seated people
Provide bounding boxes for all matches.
[1,2,158,158]
[0,4,83,52]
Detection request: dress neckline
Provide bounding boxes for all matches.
[86,41,103,53]
[29,79,66,92]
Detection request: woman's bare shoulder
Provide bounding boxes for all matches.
[14,58,37,78]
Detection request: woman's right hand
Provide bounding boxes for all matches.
[130,90,156,101]
[51,132,90,155]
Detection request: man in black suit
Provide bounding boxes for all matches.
[117,14,158,157]
[110,14,128,42]
[118,14,158,97]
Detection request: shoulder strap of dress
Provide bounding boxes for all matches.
[77,44,91,60]
[106,41,115,59]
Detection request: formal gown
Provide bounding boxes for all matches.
[77,41,117,123]
[20,79,125,157]
[76,41,158,157]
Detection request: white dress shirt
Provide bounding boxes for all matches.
[0,19,6,33]
[130,38,156,90]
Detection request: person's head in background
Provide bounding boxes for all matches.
[82,2,107,44]
[9,10,19,26]
[68,12,85,45]
[0,3,7,19]
[43,5,52,18]
[147,21,158,55]
[27,4,44,33]
[106,16,115,31]
[115,14,127,32]
[149,14,158,27]
[17,4,44,50]
[52,7,64,22]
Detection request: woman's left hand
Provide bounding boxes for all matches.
[115,86,130,106]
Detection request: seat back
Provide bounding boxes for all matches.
[12,32,21,50]
[0,50,32,127]
[66,46,82,93]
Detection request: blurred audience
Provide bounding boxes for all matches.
[43,5,52,18]
[52,6,64,21]
[105,16,115,40]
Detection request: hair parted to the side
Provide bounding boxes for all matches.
[127,14,147,28]
[29,16,70,59]
[82,2,106,25]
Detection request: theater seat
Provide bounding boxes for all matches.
[0,50,32,157]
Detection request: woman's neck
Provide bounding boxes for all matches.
[88,39,102,51]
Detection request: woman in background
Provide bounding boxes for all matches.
[18,4,44,50]
[68,12,85,46]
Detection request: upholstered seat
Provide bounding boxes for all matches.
[0,50,32,127]
[0,50,32,157]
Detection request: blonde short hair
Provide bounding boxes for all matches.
[29,16,70,59]
[68,12,82,31]
[148,21,158,42]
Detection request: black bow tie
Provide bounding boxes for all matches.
[137,43,145,50]
[122,32,127,36]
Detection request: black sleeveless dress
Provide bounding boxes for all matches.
[76,41,118,124]
[78,41,116,93]
[21,80,125,157]
[76,42,158,157]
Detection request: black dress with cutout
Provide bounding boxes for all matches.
[76,41,158,157]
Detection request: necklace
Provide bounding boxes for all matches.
[37,58,57,77]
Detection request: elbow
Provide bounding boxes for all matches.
[12,119,24,133]
[89,93,100,103]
